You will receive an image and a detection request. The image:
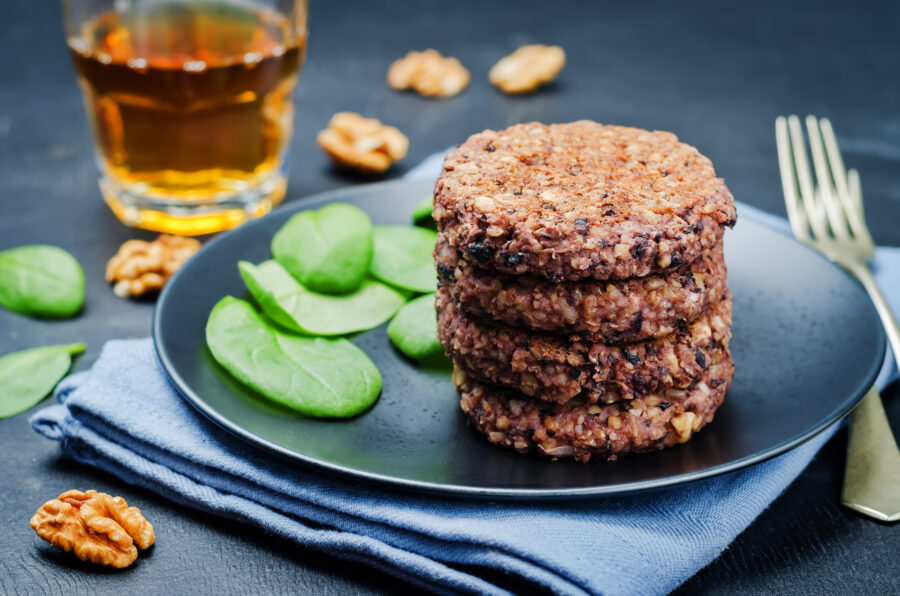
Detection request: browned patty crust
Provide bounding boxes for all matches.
[456,353,733,462]
[433,121,736,281]
[436,288,732,405]
[436,240,728,342]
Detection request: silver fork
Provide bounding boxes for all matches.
[776,115,900,522]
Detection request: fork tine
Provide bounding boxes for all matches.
[787,115,829,239]
[776,116,810,241]
[820,119,851,199]
[819,118,870,240]
[848,168,864,213]
[806,115,851,240]
[847,168,876,249]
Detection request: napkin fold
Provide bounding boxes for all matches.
[31,153,900,595]
[25,340,843,595]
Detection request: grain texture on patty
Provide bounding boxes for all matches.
[436,288,732,405]
[456,353,733,462]
[433,121,736,281]
[436,240,728,342]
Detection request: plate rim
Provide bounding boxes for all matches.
[153,179,886,499]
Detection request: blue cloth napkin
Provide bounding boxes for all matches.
[31,154,900,595]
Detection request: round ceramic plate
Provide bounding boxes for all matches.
[154,179,885,498]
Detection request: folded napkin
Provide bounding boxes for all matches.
[32,155,900,595]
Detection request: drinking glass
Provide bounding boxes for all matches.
[61,0,308,235]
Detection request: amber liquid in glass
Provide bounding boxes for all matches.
[69,1,306,234]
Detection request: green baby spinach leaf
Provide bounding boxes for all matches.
[411,196,435,228]
[370,226,438,293]
[387,293,443,361]
[0,245,85,318]
[271,202,373,294]
[239,260,407,336]
[206,296,381,417]
[0,343,85,419]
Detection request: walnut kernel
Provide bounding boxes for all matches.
[106,234,201,298]
[30,489,155,568]
[317,112,409,173]
[489,44,566,94]
[670,412,697,443]
[387,49,470,98]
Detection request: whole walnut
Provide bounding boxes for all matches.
[30,489,155,568]
[387,49,470,98]
[106,234,201,299]
[317,112,409,174]
[489,44,566,94]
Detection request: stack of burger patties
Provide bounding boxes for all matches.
[433,121,737,462]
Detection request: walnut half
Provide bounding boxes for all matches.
[489,44,566,94]
[317,112,409,174]
[30,489,155,568]
[106,234,201,298]
[387,49,470,98]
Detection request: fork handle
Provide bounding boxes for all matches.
[844,260,900,369]
[840,261,900,522]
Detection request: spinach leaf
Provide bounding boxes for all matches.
[271,202,373,294]
[387,293,443,360]
[0,343,85,419]
[239,260,407,336]
[206,296,381,417]
[370,226,438,293]
[0,245,85,318]
[411,196,435,229]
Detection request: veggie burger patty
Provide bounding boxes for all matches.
[436,287,732,405]
[455,352,734,462]
[435,238,728,343]
[433,121,736,282]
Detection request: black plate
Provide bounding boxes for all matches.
[154,179,885,498]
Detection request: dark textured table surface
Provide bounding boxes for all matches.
[1,0,898,593]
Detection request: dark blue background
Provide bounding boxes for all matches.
[1,0,898,592]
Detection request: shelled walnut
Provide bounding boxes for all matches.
[387,49,470,98]
[317,112,409,174]
[488,44,566,94]
[30,489,155,568]
[106,234,201,298]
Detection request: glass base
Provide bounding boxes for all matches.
[100,174,286,236]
